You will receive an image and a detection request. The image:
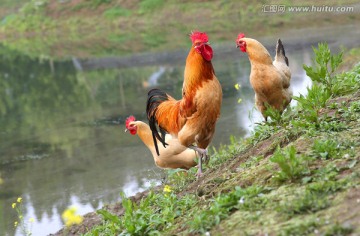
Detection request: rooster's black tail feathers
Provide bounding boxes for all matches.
[146,88,169,156]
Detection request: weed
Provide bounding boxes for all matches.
[303,43,343,95]
[239,155,264,169]
[311,136,357,160]
[138,0,165,14]
[307,180,347,195]
[279,216,320,236]
[250,123,277,144]
[11,197,33,236]
[331,63,360,96]
[270,146,310,183]
[292,43,358,135]
[311,139,340,159]
[293,83,331,126]
[209,135,245,167]
[165,168,195,192]
[20,0,48,16]
[93,190,197,235]
[313,162,339,181]
[319,120,347,132]
[279,190,330,215]
[103,7,132,19]
[339,100,360,121]
[89,0,112,7]
[165,135,245,192]
[324,222,354,236]
[263,103,283,123]
[189,185,266,234]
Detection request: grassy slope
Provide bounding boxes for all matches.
[50,47,360,236]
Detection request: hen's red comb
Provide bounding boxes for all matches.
[125,115,136,129]
[237,33,245,41]
[190,31,208,44]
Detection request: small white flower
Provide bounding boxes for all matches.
[205,232,211,236]
[239,196,245,204]
[343,153,350,159]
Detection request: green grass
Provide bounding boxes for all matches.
[74,41,360,236]
[138,0,165,14]
[1,1,358,59]
[279,216,320,236]
[312,139,341,159]
[278,189,330,215]
[103,7,132,19]
[188,185,266,234]
[270,146,310,183]
[89,190,198,235]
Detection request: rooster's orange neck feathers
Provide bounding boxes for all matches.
[183,46,215,105]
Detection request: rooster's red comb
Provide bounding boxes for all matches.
[125,115,136,129]
[190,31,208,44]
[237,33,245,41]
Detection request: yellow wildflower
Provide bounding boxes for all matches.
[62,207,83,227]
[14,221,18,227]
[234,83,241,90]
[17,197,22,203]
[12,203,16,209]
[29,218,35,223]
[163,185,172,193]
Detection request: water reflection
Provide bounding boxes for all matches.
[0,39,328,236]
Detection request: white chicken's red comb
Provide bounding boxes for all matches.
[190,31,208,44]
[237,33,245,41]
[125,115,136,129]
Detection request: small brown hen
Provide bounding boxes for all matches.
[236,33,292,121]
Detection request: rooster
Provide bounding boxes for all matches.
[125,116,197,169]
[236,33,292,121]
[146,31,222,176]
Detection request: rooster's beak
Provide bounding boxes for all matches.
[194,42,210,49]
[124,128,128,132]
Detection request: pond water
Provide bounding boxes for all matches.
[0,25,359,236]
